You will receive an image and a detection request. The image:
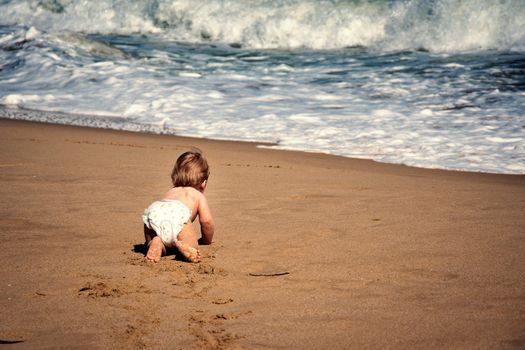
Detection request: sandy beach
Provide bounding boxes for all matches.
[1,117,524,349]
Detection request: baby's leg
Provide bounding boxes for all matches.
[144,225,165,263]
[144,224,156,245]
[175,222,201,263]
[146,236,165,263]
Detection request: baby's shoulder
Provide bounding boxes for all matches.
[184,186,200,194]
[167,186,205,203]
[181,186,204,201]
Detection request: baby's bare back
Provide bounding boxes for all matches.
[161,187,202,221]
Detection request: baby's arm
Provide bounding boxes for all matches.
[197,194,215,245]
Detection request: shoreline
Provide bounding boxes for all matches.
[1,117,524,349]
[1,107,523,176]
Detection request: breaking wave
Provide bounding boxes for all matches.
[1,0,524,52]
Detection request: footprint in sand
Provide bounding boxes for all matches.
[212,298,234,305]
[247,262,290,277]
[78,281,123,298]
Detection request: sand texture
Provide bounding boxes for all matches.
[1,118,524,349]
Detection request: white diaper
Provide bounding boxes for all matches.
[142,200,191,247]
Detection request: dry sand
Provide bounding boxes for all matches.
[0,117,524,349]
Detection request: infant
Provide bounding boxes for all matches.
[142,150,215,262]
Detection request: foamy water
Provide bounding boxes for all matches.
[1,0,524,174]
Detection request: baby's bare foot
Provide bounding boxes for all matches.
[175,240,202,263]
[145,236,164,263]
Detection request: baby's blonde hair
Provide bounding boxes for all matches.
[171,150,209,188]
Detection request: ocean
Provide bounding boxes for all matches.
[1,0,524,174]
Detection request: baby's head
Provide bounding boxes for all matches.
[171,150,210,191]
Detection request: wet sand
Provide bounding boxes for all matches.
[0,117,524,349]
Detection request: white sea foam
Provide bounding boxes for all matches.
[2,93,57,105]
[179,72,202,78]
[0,0,524,52]
[486,137,523,144]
